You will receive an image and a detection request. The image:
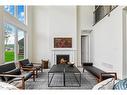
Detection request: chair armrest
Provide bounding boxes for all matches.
[32,63,42,65]
[22,66,33,68]
[100,72,117,81]
[22,67,36,71]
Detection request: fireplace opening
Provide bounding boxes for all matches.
[56,55,69,64]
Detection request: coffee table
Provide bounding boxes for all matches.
[48,64,81,87]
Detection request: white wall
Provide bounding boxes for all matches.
[32,6,50,63]
[77,6,94,66]
[91,6,124,79]
[32,6,77,67]
[78,6,94,30]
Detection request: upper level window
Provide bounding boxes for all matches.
[4,5,26,24]
[17,5,25,23]
[93,6,117,25]
[4,5,15,16]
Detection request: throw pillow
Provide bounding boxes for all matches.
[98,78,115,90]
[92,78,115,90]
[113,78,127,90]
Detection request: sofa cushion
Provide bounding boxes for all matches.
[20,59,33,67]
[85,66,105,78]
[0,63,16,73]
[82,62,93,66]
[0,63,16,82]
[5,68,21,75]
[113,78,127,90]
[26,63,33,66]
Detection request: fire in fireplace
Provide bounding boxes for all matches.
[56,55,69,64]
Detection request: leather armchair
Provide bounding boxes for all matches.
[19,59,42,78]
[0,62,35,89]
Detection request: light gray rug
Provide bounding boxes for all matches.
[26,67,97,89]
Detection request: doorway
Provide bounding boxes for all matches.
[81,35,90,64]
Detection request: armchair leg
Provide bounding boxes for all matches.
[33,70,35,82]
[22,77,25,89]
[36,69,38,78]
[41,67,43,72]
[83,68,84,73]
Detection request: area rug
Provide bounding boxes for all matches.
[26,68,97,89]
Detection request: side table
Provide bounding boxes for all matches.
[41,59,49,69]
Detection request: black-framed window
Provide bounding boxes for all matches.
[93,6,117,25]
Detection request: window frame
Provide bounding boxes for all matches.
[4,24,16,63]
[0,6,28,63]
[16,28,26,61]
[3,23,26,63]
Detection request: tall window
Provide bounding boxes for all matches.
[4,24,25,63]
[2,6,27,63]
[4,24,15,62]
[17,30,25,60]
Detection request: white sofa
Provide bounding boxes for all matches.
[0,82,18,90]
[92,78,120,90]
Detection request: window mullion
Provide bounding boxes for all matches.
[0,6,4,64]
[24,31,26,59]
[24,6,26,24]
[14,6,17,18]
[13,6,18,62]
[15,28,18,62]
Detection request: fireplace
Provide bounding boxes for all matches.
[56,55,69,64]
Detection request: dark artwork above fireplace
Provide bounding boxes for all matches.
[54,38,72,48]
[56,55,69,64]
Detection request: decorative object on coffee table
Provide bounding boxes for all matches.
[68,64,74,67]
[68,61,74,67]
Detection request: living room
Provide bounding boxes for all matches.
[0,1,127,93]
